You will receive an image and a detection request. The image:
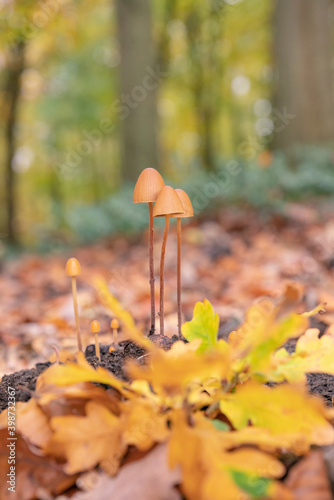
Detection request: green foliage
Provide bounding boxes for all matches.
[229,470,271,499]
[211,420,229,432]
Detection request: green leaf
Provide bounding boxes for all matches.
[211,419,229,432]
[229,469,271,499]
[181,299,219,353]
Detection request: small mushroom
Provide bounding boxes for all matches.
[66,258,83,352]
[111,318,119,344]
[133,168,165,334]
[173,189,194,337]
[153,186,184,335]
[90,320,101,361]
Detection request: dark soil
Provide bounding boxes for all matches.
[307,373,334,406]
[0,333,177,413]
[0,362,51,412]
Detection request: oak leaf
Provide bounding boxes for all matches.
[169,410,290,500]
[228,285,309,375]
[269,328,334,383]
[120,398,169,451]
[45,401,125,474]
[181,299,220,352]
[219,382,334,453]
[38,352,128,395]
[127,340,230,396]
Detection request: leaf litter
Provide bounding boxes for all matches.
[1,205,334,498]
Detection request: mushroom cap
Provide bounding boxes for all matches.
[133,168,165,203]
[66,258,81,277]
[174,189,194,218]
[153,186,185,217]
[90,320,101,333]
[111,319,119,329]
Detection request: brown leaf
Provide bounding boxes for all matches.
[0,429,77,500]
[70,443,182,500]
[285,449,333,500]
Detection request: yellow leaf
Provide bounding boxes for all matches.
[38,352,128,396]
[228,292,308,377]
[45,401,125,475]
[127,340,231,396]
[94,277,152,349]
[229,285,308,362]
[220,382,334,451]
[269,329,334,383]
[120,399,169,451]
[169,410,287,500]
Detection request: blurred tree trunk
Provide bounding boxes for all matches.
[185,6,224,172]
[273,0,334,149]
[115,0,159,182]
[3,41,25,244]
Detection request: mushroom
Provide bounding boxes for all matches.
[90,320,101,361]
[66,258,83,352]
[153,186,184,335]
[111,318,119,344]
[173,189,194,337]
[133,168,165,334]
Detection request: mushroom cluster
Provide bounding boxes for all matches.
[133,169,194,337]
[63,172,193,357]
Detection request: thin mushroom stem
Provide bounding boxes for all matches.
[113,328,118,344]
[52,345,59,365]
[160,214,170,336]
[94,333,101,361]
[71,276,82,352]
[177,217,182,338]
[148,201,155,334]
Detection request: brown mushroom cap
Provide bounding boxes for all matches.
[133,168,165,204]
[66,258,81,277]
[153,186,185,217]
[90,320,101,333]
[111,319,119,329]
[174,189,194,218]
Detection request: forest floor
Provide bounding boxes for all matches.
[1,201,334,378]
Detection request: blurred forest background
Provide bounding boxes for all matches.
[1,0,334,249]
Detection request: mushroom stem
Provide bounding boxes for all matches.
[71,276,82,352]
[52,345,59,365]
[148,201,155,334]
[160,214,170,336]
[94,333,101,361]
[113,328,118,344]
[177,217,182,338]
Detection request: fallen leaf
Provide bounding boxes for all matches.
[219,382,334,453]
[45,401,125,474]
[0,429,77,500]
[285,450,332,500]
[69,443,182,500]
[269,328,334,383]
[169,410,289,500]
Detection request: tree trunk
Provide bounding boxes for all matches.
[4,42,25,244]
[115,0,159,182]
[273,0,334,149]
